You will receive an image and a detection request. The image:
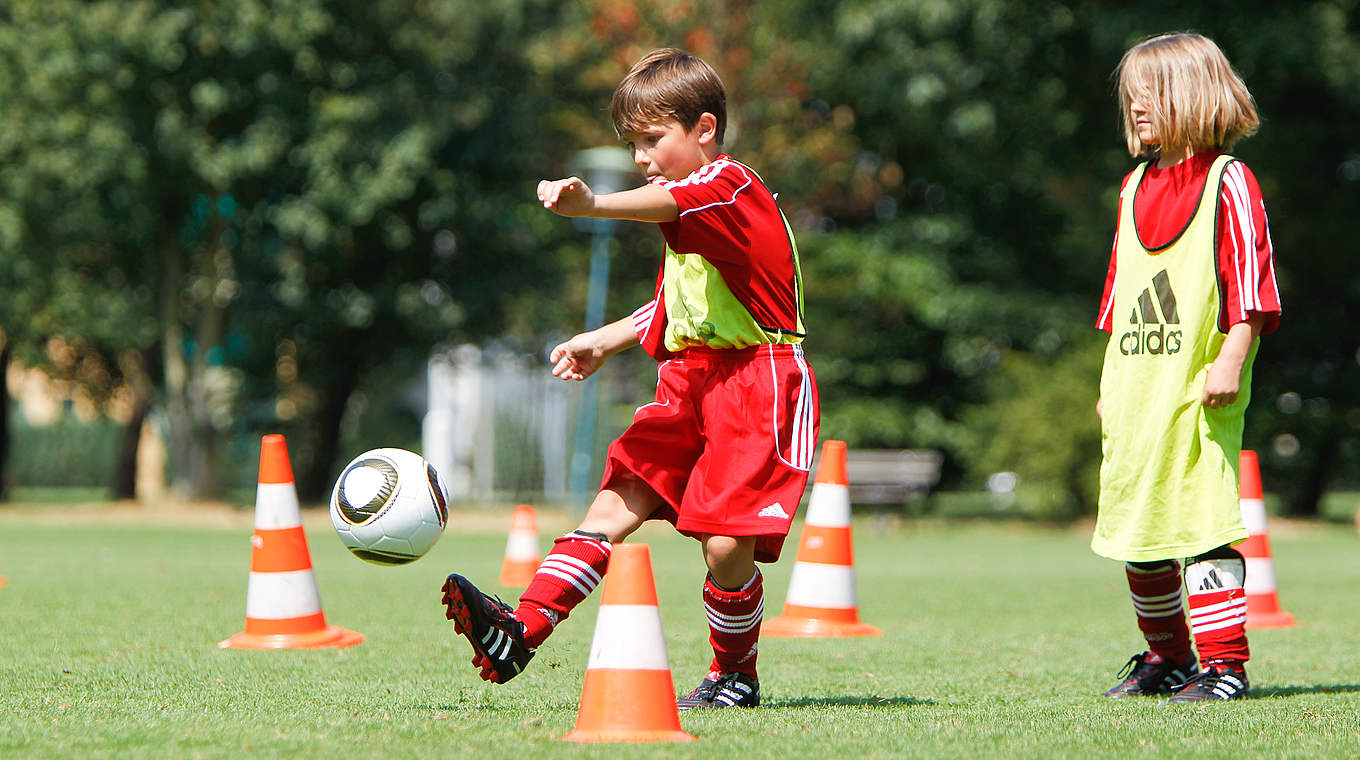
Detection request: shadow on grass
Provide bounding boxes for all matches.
[1254,684,1360,698]
[768,695,935,708]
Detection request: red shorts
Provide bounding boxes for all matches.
[601,344,819,563]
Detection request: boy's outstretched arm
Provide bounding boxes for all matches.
[1202,314,1265,408]
[549,316,640,382]
[537,177,678,223]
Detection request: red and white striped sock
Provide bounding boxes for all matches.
[1125,561,1193,664]
[1185,556,1250,665]
[515,530,611,648]
[704,570,764,678]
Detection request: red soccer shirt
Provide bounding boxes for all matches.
[1096,152,1281,335]
[631,155,804,359]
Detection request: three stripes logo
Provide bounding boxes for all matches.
[1120,269,1183,356]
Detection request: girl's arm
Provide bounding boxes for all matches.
[1202,314,1265,408]
[537,177,678,223]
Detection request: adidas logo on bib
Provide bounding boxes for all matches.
[1119,268,1183,356]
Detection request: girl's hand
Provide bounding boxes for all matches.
[537,177,595,218]
[1201,316,1262,409]
[1201,360,1242,408]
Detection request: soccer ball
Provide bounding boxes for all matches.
[330,448,450,565]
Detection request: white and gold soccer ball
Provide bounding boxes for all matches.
[330,448,449,565]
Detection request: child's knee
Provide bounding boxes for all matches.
[702,535,757,586]
[578,476,658,541]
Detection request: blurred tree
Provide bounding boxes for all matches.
[0,0,568,500]
[762,1,1360,512]
[0,0,1353,513]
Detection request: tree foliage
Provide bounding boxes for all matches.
[0,0,1355,512]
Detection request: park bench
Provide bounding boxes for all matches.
[841,448,944,507]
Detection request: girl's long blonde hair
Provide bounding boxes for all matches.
[1115,33,1259,157]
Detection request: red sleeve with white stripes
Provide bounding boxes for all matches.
[631,267,675,361]
[658,157,758,265]
[1217,161,1281,335]
[1095,172,1134,333]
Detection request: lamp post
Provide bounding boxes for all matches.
[567,146,637,513]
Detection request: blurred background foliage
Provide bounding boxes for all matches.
[0,0,1355,518]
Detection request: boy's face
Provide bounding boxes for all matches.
[620,114,717,182]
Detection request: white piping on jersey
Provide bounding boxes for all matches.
[1098,239,1118,330]
[632,298,657,338]
[1262,207,1280,307]
[1223,162,1258,319]
[663,159,754,219]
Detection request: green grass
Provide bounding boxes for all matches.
[2,509,1358,759]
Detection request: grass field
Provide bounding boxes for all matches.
[2,504,1359,759]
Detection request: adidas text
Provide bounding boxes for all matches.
[1119,324,1182,356]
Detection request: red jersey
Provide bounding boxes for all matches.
[1096,152,1281,335]
[631,155,805,359]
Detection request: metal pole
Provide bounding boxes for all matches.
[568,226,613,512]
[564,146,635,515]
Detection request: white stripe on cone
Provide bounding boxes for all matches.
[245,570,324,619]
[1240,496,1278,595]
[1244,557,1279,594]
[254,483,302,529]
[805,483,850,526]
[585,605,671,670]
[783,562,857,609]
[505,532,538,559]
[1240,497,1268,535]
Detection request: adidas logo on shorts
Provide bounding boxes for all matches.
[758,502,790,519]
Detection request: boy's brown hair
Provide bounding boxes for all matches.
[611,48,727,143]
[1115,32,1259,157]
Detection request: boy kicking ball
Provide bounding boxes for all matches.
[441,47,819,709]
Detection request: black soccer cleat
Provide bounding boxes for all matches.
[1168,662,1250,702]
[440,574,535,684]
[676,672,760,710]
[1104,651,1198,697]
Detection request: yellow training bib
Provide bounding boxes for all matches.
[1093,154,1253,562]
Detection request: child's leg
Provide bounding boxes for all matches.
[1184,545,1249,666]
[1168,545,1251,701]
[700,535,761,678]
[1106,559,1198,697]
[1125,559,1194,664]
[515,474,660,647]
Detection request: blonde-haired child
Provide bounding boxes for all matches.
[1094,32,1281,702]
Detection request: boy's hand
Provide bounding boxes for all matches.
[537,177,595,218]
[550,332,609,381]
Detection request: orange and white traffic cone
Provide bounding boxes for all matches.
[0,574,7,589]
[499,504,541,587]
[1237,449,1295,629]
[219,434,364,650]
[562,543,694,743]
[763,440,882,638]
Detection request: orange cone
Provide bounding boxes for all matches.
[562,543,695,743]
[499,505,541,587]
[0,575,7,588]
[1237,449,1295,629]
[763,440,882,637]
[219,434,364,649]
